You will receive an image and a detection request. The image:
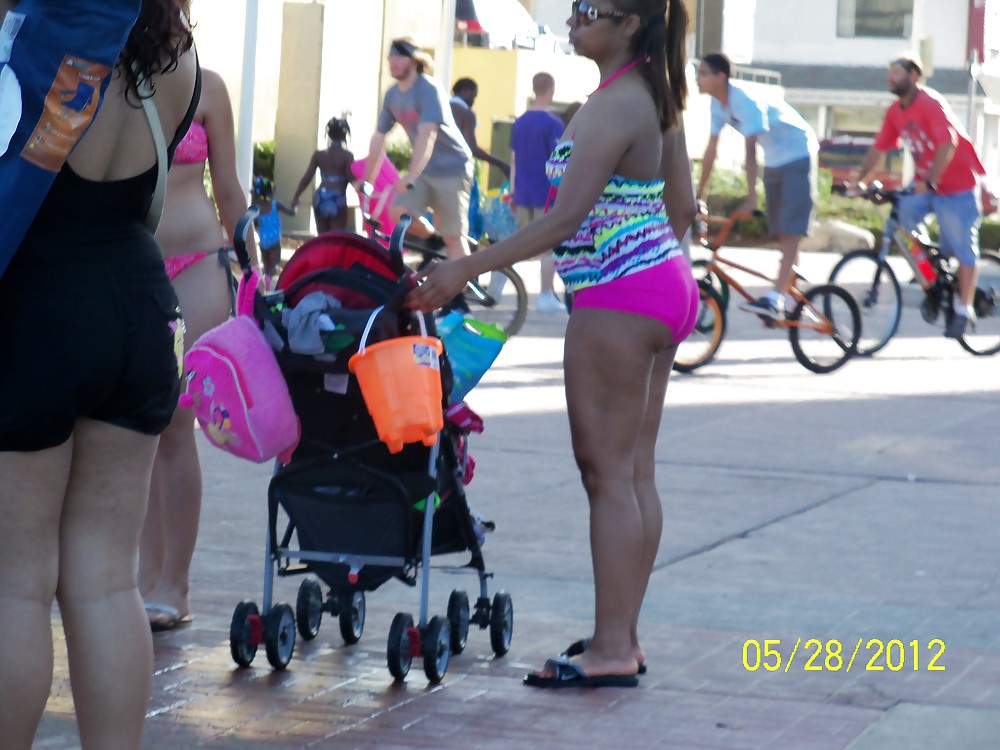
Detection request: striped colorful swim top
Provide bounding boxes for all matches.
[545,139,681,293]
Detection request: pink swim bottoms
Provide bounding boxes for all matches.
[163,251,211,281]
[571,256,699,343]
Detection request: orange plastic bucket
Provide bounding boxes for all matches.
[348,307,444,453]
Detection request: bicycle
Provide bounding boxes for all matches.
[828,182,1000,356]
[677,211,862,374]
[359,191,528,336]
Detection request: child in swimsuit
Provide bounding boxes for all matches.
[252,175,294,282]
[291,116,358,233]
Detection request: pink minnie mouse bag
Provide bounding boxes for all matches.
[178,210,300,463]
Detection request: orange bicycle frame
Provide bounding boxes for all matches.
[697,212,836,336]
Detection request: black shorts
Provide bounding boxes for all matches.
[0,225,183,452]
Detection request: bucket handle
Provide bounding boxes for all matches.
[358,306,428,354]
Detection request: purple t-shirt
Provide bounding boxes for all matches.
[510,109,564,208]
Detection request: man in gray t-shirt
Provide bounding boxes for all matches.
[365,38,473,261]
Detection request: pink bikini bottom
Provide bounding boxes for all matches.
[572,255,699,343]
[163,251,211,281]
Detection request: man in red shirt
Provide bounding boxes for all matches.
[849,54,985,338]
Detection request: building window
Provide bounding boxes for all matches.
[838,0,913,38]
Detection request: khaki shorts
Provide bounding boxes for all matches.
[393,166,472,237]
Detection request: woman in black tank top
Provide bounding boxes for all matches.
[0,2,199,747]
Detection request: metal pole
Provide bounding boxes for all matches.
[237,0,260,192]
[968,49,980,135]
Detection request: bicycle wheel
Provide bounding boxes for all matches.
[788,283,861,374]
[958,251,1000,356]
[690,258,730,312]
[828,249,902,356]
[673,281,726,373]
[465,267,528,337]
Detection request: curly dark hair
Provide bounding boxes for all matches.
[119,0,195,100]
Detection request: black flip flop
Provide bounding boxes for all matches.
[562,638,648,675]
[523,657,639,689]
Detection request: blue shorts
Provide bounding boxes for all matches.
[898,189,981,267]
[763,156,814,237]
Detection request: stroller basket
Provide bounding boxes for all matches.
[269,457,434,590]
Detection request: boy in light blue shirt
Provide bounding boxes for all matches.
[695,53,819,319]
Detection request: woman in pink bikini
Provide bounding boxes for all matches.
[407,0,696,688]
[140,66,258,631]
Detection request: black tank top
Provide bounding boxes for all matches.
[27,62,202,233]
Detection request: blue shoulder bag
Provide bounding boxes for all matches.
[0,0,141,279]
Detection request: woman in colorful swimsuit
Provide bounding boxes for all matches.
[139,66,257,631]
[407,0,696,689]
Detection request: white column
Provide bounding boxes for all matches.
[237,0,260,193]
[437,0,456,86]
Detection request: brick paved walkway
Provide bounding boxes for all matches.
[33,254,1000,749]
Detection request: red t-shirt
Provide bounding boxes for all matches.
[875,88,984,194]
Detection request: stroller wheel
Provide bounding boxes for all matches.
[447,590,470,654]
[489,591,514,657]
[339,591,366,645]
[387,612,415,681]
[296,579,324,641]
[264,603,296,670]
[230,600,260,668]
[423,616,451,683]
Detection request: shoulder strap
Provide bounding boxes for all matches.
[134,68,168,234]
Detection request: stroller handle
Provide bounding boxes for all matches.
[233,206,261,273]
[388,214,411,278]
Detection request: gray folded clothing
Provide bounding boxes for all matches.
[281,291,342,355]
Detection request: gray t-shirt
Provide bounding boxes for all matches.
[377,75,472,177]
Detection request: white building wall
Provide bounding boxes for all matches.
[753,0,967,69]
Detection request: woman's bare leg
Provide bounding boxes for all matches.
[546,307,669,677]
[0,442,73,750]
[630,344,677,664]
[139,255,229,623]
[58,418,157,749]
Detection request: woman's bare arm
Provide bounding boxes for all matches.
[661,124,696,240]
[202,69,258,263]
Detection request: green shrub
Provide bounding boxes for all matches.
[386,140,412,172]
[254,141,275,181]
[981,221,1000,250]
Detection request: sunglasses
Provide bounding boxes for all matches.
[571,0,628,25]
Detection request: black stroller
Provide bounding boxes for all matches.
[226,216,513,683]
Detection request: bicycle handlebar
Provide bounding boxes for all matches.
[849,180,915,206]
[696,208,766,249]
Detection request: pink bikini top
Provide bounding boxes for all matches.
[173,120,209,165]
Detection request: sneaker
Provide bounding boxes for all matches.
[944,312,971,339]
[739,295,783,320]
[536,291,567,313]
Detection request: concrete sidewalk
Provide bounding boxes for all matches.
[37,251,1000,749]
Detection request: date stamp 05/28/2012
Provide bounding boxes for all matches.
[742,638,946,673]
